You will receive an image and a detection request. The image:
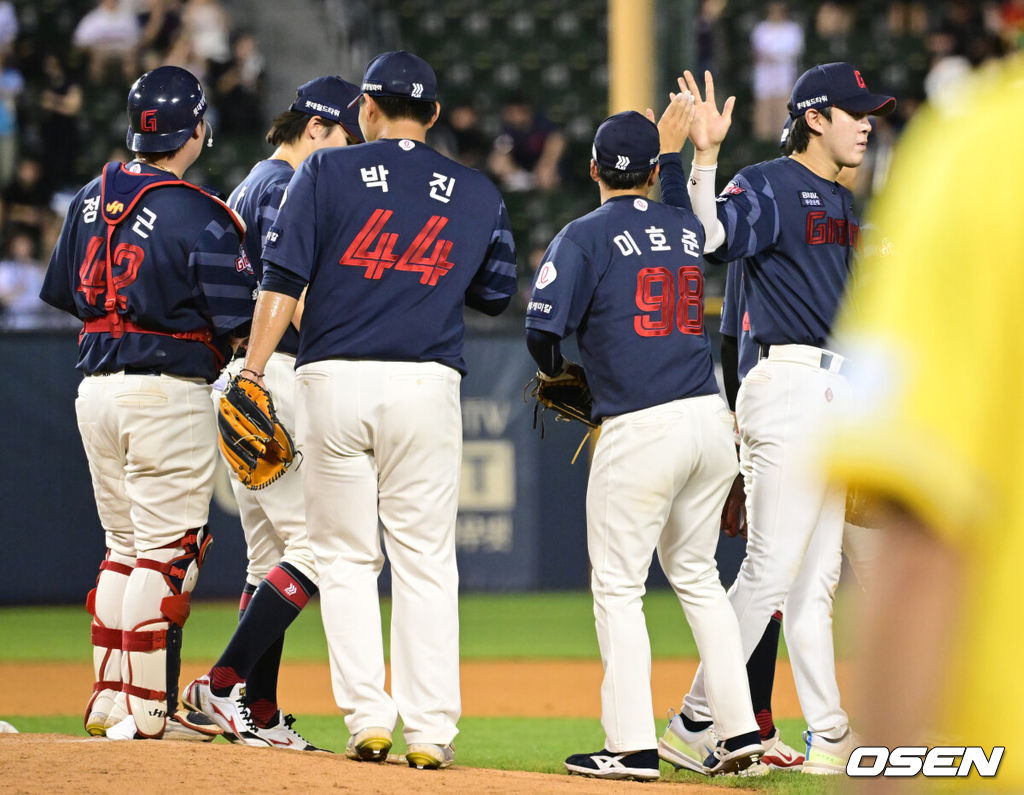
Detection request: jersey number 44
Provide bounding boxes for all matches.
[339,208,454,286]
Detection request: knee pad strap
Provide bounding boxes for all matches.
[91,624,122,649]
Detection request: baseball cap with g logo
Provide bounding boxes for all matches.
[592,111,660,172]
[789,62,895,118]
[349,50,437,107]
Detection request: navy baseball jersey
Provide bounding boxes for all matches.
[228,158,300,355]
[40,162,256,382]
[262,139,517,373]
[662,155,857,347]
[525,195,718,420]
[720,261,758,380]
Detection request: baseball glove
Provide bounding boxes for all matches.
[525,361,599,429]
[218,374,296,490]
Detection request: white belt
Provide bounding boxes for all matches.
[758,343,846,375]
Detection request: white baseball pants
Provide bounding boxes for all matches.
[684,345,850,735]
[215,352,317,585]
[295,359,462,746]
[588,393,758,752]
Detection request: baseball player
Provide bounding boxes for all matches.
[656,64,894,775]
[527,104,762,781]
[183,76,363,751]
[710,117,802,770]
[38,66,255,740]
[235,51,517,770]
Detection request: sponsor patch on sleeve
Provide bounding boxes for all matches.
[264,226,281,248]
[720,180,745,196]
[527,298,556,318]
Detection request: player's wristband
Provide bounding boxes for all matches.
[240,367,265,379]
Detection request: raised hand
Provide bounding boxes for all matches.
[680,70,735,159]
[645,90,696,154]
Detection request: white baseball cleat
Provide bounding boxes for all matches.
[761,727,805,769]
[252,711,330,751]
[344,726,393,762]
[802,727,858,774]
[182,676,267,746]
[406,742,455,769]
[657,710,718,774]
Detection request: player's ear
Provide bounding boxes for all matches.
[589,159,599,183]
[648,164,660,187]
[425,101,441,130]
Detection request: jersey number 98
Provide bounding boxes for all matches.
[634,265,703,337]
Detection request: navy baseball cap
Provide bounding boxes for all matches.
[291,76,364,142]
[592,111,659,172]
[789,62,895,118]
[350,50,437,106]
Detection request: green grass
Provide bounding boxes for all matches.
[0,590,859,792]
[3,714,836,791]
[0,587,859,662]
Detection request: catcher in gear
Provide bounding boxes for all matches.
[39,65,255,740]
[527,104,762,781]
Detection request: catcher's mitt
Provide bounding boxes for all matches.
[218,374,296,490]
[525,360,599,429]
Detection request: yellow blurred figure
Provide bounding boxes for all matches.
[825,57,1024,788]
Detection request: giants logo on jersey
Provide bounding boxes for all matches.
[806,211,859,247]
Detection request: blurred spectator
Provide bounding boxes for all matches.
[429,102,489,171]
[2,156,55,252]
[213,31,264,133]
[696,0,726,75]
[181,0,231,73]
[751,2,804,142]
[923,28,972,104]
[0,231,63,330]
[0,50,21,188]
[137,0,183,56]
[813,1,853,60]
[38,54,83,190]
[0,1,17,56]
[72,0,141,83]
[488,93,565,192]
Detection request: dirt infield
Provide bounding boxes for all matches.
[1,660,843,792]
[0,734,751,793]
[2,658,833,717]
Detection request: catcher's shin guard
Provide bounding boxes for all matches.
[122,527,212,737]
[84,551,134,736]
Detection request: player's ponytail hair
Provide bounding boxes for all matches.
[787,104,831,154]
[266,109,340,146]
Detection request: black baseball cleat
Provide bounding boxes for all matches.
[564,748,661,781]
[702,738,764,776]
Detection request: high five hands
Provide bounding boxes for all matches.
[682,70,736,163]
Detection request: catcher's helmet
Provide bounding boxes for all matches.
[126,66,209,153]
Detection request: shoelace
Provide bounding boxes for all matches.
[232,693,261,732]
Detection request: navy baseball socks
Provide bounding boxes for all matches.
[748,611,783,740]
[207,562,316,714]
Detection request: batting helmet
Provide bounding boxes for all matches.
[126,66,209,153]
